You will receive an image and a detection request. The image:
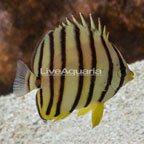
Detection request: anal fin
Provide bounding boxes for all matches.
[54,113,70,122]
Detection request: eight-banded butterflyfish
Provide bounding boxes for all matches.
[13,13,134,128]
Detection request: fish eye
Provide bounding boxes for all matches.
[35,78,41,88]
[117,68,126,77]
[121,68,126,75]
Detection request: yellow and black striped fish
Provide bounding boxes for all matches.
[13,13,134,128]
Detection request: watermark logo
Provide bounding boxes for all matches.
[40,68,102,76]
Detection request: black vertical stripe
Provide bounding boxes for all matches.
[46,32,54,115]
[98,36,113,102]
[40,88,43,108]
[111,44,126,94]
[38,41,44,78]
[84,30,96,107]
[36,41,44,108]
[36,90,46,120]
[55,28,66,116]
[70,25,84,112]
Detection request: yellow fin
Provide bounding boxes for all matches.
[61,113,70,119]
[54,113,70,122]
[54,114,63,122]
[48,116,54,120]
[77,106,91,116]
[92,102,104,128]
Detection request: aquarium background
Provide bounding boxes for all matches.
[0,0,144,95]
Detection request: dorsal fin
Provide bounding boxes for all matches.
[80,13,88,27]
[72,15,80,26]
[66,17,73,25]
[103,25,107,38]
[62,22,66,27]
[59,13,109,40]
[103,25,110,40]
[98,18,102,35]
[98,18,109,40]
[89,13,96,30]
[107,32,109,39]
[58,25,62,29]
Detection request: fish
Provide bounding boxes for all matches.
[13,13,134,128]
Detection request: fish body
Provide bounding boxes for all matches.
[13,13,134,128]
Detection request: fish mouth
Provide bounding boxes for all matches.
[128,71,134,81]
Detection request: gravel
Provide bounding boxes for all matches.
[0,60,144,144]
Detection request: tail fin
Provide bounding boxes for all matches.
[13,60,32,96]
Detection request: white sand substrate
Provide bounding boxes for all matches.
[0,60,144,144]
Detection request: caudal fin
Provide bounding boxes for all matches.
[13,60,31,96]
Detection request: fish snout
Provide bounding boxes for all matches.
[128,71,134,81]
